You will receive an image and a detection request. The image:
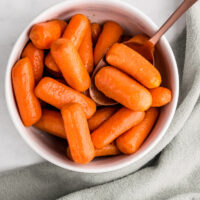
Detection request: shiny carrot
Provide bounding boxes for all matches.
[12,57,41,126]
[45,52,61,77]
[88,106,118,131]
[94,21,123,65]
[116,107,159,154]
[67,143,120,160]
[91,23,101,44]
[35,77,96,119]
[34,109,65,139]
[78,26,94,74]
[29,20,67,49]
[95,143,121,157]
[51,38,90,92]
[150,87,172,107]
[91,107,145,149]
[126,34,154,63]
[61,103,95,164]
[22,42,44,83]
[95,66,152,111]
[127,34,149,44]
[62,14,90,49]
[106,43,161,88]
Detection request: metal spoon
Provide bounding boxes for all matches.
[89,0,198,106]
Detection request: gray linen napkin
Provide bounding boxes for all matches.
[1,2,200,200]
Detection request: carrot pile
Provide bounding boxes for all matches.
[12,14,172,164]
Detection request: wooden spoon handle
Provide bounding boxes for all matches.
[149,0,198,45]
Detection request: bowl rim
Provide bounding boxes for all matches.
[5,0,179,173]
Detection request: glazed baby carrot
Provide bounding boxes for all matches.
[62,14,90,49]
[12,57,41,126]
[51,38,90,92]
[88,106,118,131]
[45,52,61,77]
[94,21,123,65]
[30,20,67,49]
[91,23,101,44]
[22,42,44,83]
[95,143,121,157]
[150,87,172,107]
[116,107,159,154]
[95,67,152,111]
[78,26,94,74]
[106,43,161,88]
[127,34,149,44]
[34,109,65,139]
[91,107,145,149]
[61,103,95,164]
[35,77,96,119]
[125,34,154,63]
[67,143,120,160]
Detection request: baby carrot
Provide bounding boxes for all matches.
[22,42,44,83]
[88,106,118,131]
[91,23,101,44]
[95,66,152,111]
[125,34,154,63]
[78,26,94,74]
[34,109,65,139]
[127,34,149,44]
[51,38,90,92]
[91,107,145,149]
[94,21,123,65]
[106,43,161,88]
[45,52,61,77]
[95,143,121,157]
[62,14,90,49]
[61,103,95,164]
[116,107,159,154]
[67,143,120,160]
[12,57,41,126]
[29,20,67,49]
[35,77,96,119]
[150,87,172,107]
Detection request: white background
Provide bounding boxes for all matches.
[0,0,185,172]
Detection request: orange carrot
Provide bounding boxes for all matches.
[121,35,132,42]
[78,26,94,74]
[30,20,67,49]
[35,77,96,119]
[150,87,172,107]
[34,109,65,139]
[95,143,121,157]
[94,21,123,65]
[95,66,152,111]
[61,103,95,164]
[91,107,145,149]
[125,34,154,63]
[51,38,90,92]
[88,106,118,131]
[45,52,61,77]
[12,57,41,126]
[22,42,44,83]
[62,14,90,49]
[116,108,159,154]
[67,143,120,160]
[106,43,161,88]
[127,34,149,44]
[91,23,101,44]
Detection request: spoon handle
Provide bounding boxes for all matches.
[149,0,198,45]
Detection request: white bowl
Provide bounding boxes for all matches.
[5,0,179,173]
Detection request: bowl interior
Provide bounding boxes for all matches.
[5,0,178,173]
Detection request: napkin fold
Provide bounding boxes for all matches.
[1,2,200,200]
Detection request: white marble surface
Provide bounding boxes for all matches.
[0,0,185,172]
